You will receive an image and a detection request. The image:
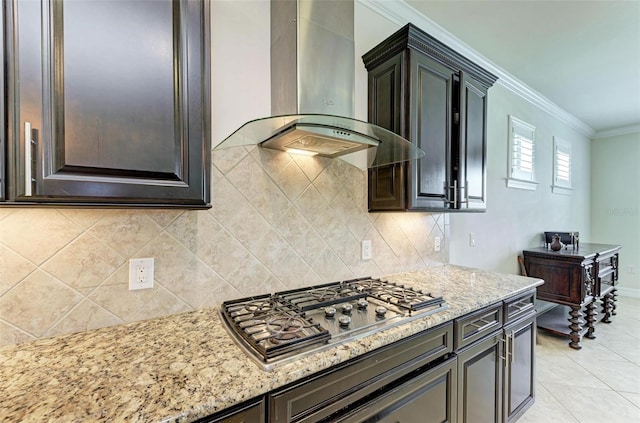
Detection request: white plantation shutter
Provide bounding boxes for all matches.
[507,116,537,190]
[512,132,534,179]
[553,137,572,194]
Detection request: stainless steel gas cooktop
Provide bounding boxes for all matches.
[220,277,448,371]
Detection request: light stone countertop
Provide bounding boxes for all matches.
[0,265,543,423]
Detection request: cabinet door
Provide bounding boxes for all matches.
[458,72,488,210]
[367,53,407,211]
[503,314,536,423]
[409,51,456,210]
[334,357,457,423]
[457,331,503,423]
[9,0,210,207]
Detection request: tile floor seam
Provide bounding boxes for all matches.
[537,382,581,422]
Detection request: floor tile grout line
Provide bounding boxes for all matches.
[537,381,581,422]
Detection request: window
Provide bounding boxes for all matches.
[506,115,537,190]
[553,136,572,194]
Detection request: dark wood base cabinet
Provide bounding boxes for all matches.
[503,313,536,422]
[457,331,503,423]
[334,357,457,423]
[454,290,536,423]
[523,244,621,349]
[270,323,454,423]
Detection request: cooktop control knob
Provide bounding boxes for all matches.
[338,315,351,326]
[341,303,353,314]
[375,306,387,317]
[324,306,337,318]
[356,299,368,309]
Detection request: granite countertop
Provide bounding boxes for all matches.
[0,265,543,423]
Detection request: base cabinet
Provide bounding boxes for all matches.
[334,357,457,423]
[503,314,536,422]
[455,289,537,423]
[456,332,503,423]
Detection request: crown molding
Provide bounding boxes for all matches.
[593,124,640,139]
[358,0,595,138]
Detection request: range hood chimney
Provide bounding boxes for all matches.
[214,0,424,168]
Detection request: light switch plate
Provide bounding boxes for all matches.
[361,240,372,260]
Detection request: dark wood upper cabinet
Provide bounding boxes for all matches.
[3,0,210,207]
[363,24,496,212]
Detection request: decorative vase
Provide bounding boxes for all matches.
[550,234,563,251]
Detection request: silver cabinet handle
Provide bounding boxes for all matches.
[24,122,33,196]
[459,180,469,205]
[447,180,458,208]
[510,330,515,364]
[453,180,457,208]
[500,332,509,367]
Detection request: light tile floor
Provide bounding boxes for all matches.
[519,296,640,423]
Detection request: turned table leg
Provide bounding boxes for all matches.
[611,288,618,316]
[601,293,613,323]
[585,299,597,339]
[568,305,584,349]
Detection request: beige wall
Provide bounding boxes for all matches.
[449,84,592,274]
[591,131,640,296]
[0,1,447,346]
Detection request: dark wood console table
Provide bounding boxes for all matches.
[522,243,621,349]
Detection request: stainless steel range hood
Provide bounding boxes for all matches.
[214,0,424,168]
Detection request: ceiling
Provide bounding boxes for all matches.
[404,0,640,135]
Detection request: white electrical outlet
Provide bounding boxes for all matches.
[434,237,441,252]
[129,258,154,290]
[361,240,372,260]
[469,232,476,247]
[629,265,637,275]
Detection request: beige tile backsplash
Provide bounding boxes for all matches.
[0,147,448,346]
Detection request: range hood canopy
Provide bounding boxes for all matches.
[217,114,424,167]
[214,0,425,168]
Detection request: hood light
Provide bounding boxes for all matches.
[285,148,318,156]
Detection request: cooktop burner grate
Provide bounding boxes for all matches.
[278,281,368,311]
[221,296,330,359]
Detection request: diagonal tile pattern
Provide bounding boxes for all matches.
[519,296,640,423]
[0,147,448,345]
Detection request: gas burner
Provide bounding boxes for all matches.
[351,278,387,292]
[311,287,339,302]
[266,315,310,343]
[388,286,420,304]
[243,300,273,316]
